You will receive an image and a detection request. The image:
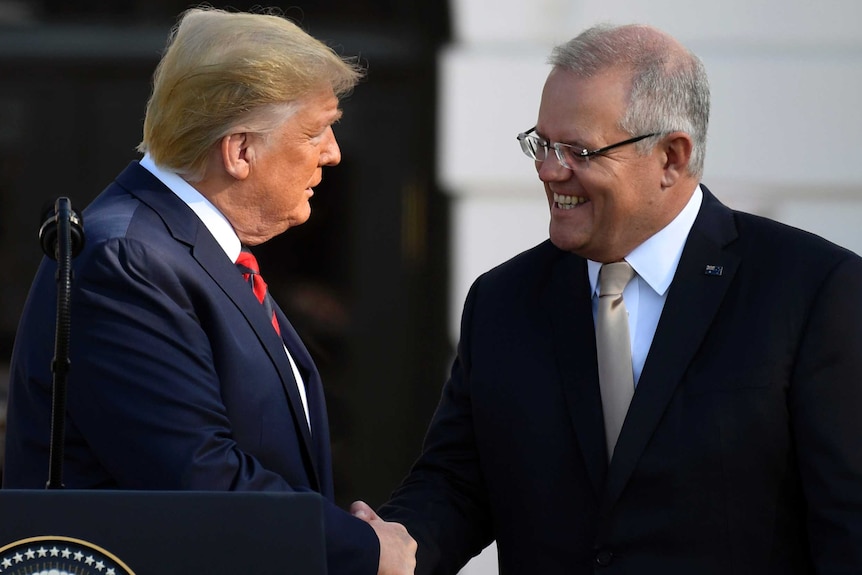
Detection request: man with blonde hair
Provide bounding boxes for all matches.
[4,7,415,574]
[373,22,862,574]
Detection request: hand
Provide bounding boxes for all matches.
[351,500,417,575]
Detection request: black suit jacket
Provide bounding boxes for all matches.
[381,186,862,574]
[4,162,378,574]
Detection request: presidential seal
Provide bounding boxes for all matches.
[0,535,135,574]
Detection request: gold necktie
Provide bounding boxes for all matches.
[596,261,635,460]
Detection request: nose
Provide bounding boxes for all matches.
[536,156,572,183]
[320,127,341,166]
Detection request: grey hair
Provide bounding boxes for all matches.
[549,24,710,177]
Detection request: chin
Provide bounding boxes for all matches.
[287,205,312,228]
[549,225,586,254]
[550,237,579,254]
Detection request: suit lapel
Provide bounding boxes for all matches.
[547,251,608,497]
[191,240,322,490]
[602,187,740,511]
[117,163,322,490]
[273,304,330,495]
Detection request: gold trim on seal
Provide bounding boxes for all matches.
[0,534,136,574]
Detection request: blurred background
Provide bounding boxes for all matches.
[0,0,452,510]
[2,1,861,573]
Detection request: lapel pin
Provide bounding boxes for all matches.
[704,265,723,276]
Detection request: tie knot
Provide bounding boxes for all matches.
[599,261,634,297]
[235,248,260,275]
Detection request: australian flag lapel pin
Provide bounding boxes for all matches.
[704,264,724,276]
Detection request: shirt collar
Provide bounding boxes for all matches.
[588,185,703,297]
[139,153,242,262]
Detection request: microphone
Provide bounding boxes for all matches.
[39,198,85,260]
[37,197,85,489]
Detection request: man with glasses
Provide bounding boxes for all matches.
[366,23,862,574]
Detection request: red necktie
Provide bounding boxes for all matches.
[235,248,281,335]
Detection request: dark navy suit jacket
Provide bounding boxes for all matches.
[4,162,378,574]
[381,187,862,574]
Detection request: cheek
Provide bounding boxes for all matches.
[612,188,644,220]
[591,183,638,230]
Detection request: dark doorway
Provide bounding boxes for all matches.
[0,0,451,508]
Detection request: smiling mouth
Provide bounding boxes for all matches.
[553,192,588,210]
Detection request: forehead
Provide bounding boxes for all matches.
[290,89,342,128]
[537,67,630,140]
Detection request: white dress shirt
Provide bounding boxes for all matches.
[139,154,312,430]
[588,185,703,385]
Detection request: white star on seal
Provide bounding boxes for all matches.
[24,549,36,560]
[61,548,72,559]
[73,551,84,561]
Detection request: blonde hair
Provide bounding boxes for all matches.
[138,7,364,182]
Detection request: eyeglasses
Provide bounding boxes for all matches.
[516,127,659,170]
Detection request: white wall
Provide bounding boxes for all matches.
[441,1,862,572]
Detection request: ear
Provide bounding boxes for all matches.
[659,132,693,189]
[220,133,253,181]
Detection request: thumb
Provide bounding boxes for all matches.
[350,500,379,522]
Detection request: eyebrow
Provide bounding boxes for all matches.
[535,128,589,149]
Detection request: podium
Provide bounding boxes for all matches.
[0,490,326,574]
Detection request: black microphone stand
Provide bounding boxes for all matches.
[38,197,84,489]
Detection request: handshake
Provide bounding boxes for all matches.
[351,501,417,575]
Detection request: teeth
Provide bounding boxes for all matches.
[553,193,587,209]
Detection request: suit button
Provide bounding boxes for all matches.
[595,550,614,566]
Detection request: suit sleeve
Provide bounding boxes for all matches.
[790,252,862,572]
[379,278,494,575]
